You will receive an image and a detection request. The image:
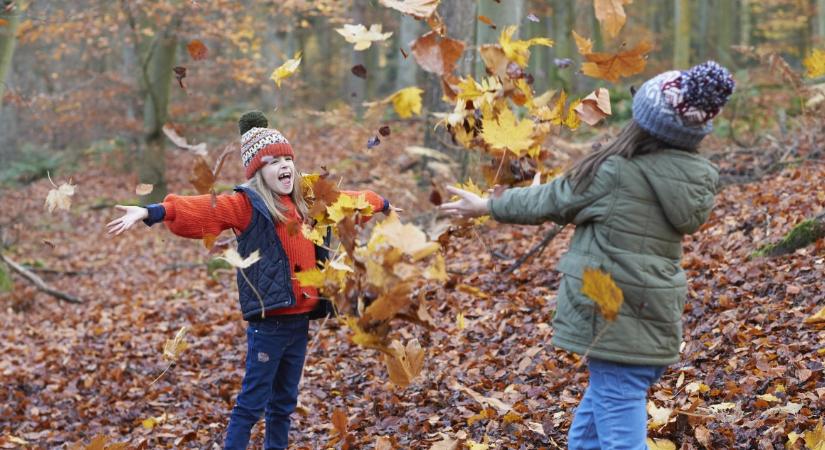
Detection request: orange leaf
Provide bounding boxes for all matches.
[384,339,425,387]
[331,407,348,436]
[581,39,653,83]
[187,40,208,60]
[203,234,217,250]
[411,31,465,76]
[478,15,496,29]
[593,0,633,39]
[189,156,215,195]
[572,30,593,54]
[574,88,612,126]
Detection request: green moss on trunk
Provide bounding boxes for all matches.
[753,218,825,257]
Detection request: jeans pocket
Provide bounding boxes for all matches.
[249,320,282,336]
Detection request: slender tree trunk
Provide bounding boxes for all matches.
[739,0,751,47]
[475,0,523,78]
[696,0,709,61]
[139,25,178,203]
[344,0,367,117]
[394,15,421,91]
[717,0,735,67]
[0,0,21,108]
[818,0,825,43]
[673,0,691,69]
[552,0,575,92]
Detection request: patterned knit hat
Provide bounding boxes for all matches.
[632,61,735,150]
[238,111,295,179]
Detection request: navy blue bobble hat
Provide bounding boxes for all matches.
[632,61,735,149]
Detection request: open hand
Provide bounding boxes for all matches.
[438,186,490,219]
[107,205,148,235]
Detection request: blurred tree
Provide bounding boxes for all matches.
[0,0,22,108]
[674,0,691,68]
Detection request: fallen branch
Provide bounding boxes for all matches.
[753,213,825,258]
[1,254,83,304]
[504,225,565,275]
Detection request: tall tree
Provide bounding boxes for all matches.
[716,0,736,67]
[674,0,691,68]
[818,0,825,42]
[475,0,524,78]
[740,0,752,47]
[394,15,422,91]
[0,0,22,108]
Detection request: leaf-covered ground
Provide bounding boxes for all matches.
[0,119,823,449]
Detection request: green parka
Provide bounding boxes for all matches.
[489,150,719,365]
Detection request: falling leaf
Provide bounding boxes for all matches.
[498,25,553,68]
[162,327,188,361]
[574,88,612,126]
[478,15,496,29]
[646,438,676,450]
[0,18,7,27]
[203,234,217,250]
[369,212,441,260]
[581,267,623,321]
[411,31,465,76]
[580,40,653,83]
[364,283,413,322]
[379,0,440,19]
[169,66,186,91]
[336,24,393,51]
[162,124,207,155]
[647,401,671,429]
[270,52,302,88]
[390,86,423,118]
[189,156,215,194]
[135,183,154,196]
[186,40,208,60]
[218,248,261,269]
[526,13,540,23]
[294,268,326,288]
[384,339,425,387]
[572,30,593,54]
[805,306,825,324]
[367,136,381,149]
[803,49,825,78]
[594,0,633,38]
[327,193,373,223]
[378,125,391,136]
[45,180,75,212]
[481,107,535,155]
[351,64,368,79]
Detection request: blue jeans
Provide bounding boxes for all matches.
[568,358,667,450]
[224,315,309,450]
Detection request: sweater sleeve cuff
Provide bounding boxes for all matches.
[142,204,166,226]
[381,198,391,214]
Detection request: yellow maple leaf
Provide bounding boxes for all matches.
[572,30,593,55]
[804,420,825,450]
[424,253,448,282]
[301,223,327,246]
[481,107,535,155]
[327,193,373,223]
[803,49,825,78]
[162,327,188,362]
[581,267,623,321]
[390,86,424,118]
[300,173,320,195]
[270,52,301,88]
[384,339,425,388]
[294,268,326,288]
[345,316,387,352]
[565,99,581,130]
[364,282,412,322]
[581,40,653,83]
[336,23,393,51]
[594,0,633,39]
[498,25,553,67]
[368,212,440,261]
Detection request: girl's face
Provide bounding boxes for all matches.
[260,155,295,195]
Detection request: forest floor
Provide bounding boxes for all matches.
[0,114,823,449]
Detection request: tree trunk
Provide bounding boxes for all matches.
[818,0,825,42]
[739,0,751,47]
[754,214,825,257]
[551,0,575,93]
[673,0,691,69]
[139,26,178,203]
[475,0,523,78]
[394,15,421,91]
[0,0,21,108]
[716,0,735,67]
[344,0,367,118]
[696,0,709,61]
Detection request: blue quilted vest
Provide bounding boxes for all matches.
[233,185,332,321]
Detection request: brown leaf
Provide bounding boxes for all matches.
[593,0,632,38]
[162,124,207,155]
[695,425,712,448]
[478,15,496,29]
[384,339,425,387]
[351,64,368,79]
[411,31,465,76]
[573,88,612,126]
[379,0,440,19]
[172,66,186,89]
[189,156,215,194]
[581,40,653,83]
[187,40,208,60]
[332,407,348,436]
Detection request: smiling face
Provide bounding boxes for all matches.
[260,155,295,195]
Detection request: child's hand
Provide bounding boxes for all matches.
[107,205,149,235]
[439,186,490,219]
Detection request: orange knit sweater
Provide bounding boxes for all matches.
[160,190,386,316]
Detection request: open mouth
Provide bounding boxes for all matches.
[278,172,292,182]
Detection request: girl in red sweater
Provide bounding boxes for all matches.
[107,111,389,450]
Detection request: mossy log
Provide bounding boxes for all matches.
[754,214,825,257]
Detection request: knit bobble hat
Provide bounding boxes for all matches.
[632,61,735,150]
[238,111,295,179]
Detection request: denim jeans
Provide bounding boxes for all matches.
[224,315,309,450]
[568,358,667,450]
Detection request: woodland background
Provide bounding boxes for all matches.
[0,0,824,449]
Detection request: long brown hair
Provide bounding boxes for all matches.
[244,167,310,223]
[564,120,696,193]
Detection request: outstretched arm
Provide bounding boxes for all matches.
[106,205,149,235]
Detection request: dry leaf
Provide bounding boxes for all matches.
[803,49,825,79]
[45,181,75,212]
[163,327,188,362]
[581,267,624,321]
[162,124,207,155]
[646,438,676,450]
[481,107,535,155]
[336,24,393,51]
[498,25,553,68]
[805,306,825,324]
[135,183,154,196]
[647,401,671,429]
[378,0,440,19]
[411,31,465,76]
[594,0,633,39]
[390,86,424,118]
[804,420,825,450]
[332,407,348,436]
[219,248,261,269]
[189,156,215,194]
[572,30,593,55]
[574,88,611,126]
[695,425,712,448]
[270,52,302,88]
[186,40,208,60]
[384,339,425,387]
[580,39,653,83]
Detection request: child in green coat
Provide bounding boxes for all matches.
[440,61,734,449]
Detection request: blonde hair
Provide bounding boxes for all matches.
[243,167,309,224]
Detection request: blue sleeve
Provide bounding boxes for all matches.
[142,204,166,227]
[382,198,391,214]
